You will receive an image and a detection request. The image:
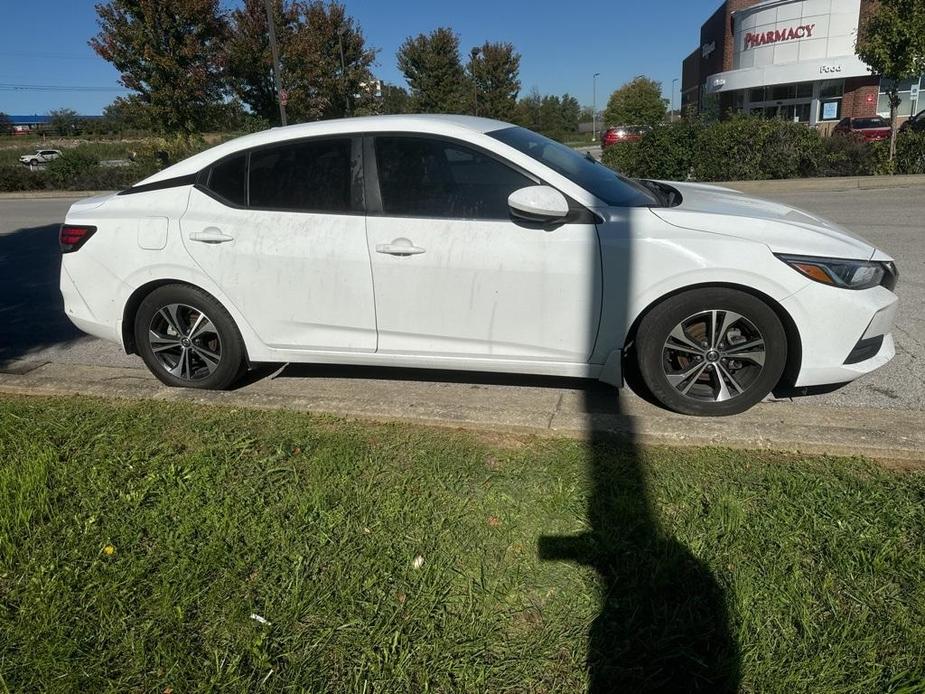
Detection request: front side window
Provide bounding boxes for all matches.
[374,136,534,219]
[249,138,352,213]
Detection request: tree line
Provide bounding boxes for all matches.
[82,0,593,137]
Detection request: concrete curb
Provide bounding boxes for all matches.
[722,174,925,194]
[0,190,114,200]
[1,361,922,463]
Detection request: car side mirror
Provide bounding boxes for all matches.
[508,185,570,223]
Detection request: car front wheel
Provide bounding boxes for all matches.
[635,288,788,416]
[134,284,245,390]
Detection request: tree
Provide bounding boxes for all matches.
[513,87,543,130]
[538,95,563,132]
[225,1,376,124]
[224,0,297,124]
[397,27,469,113]
[559,94,581,132]
[856,0,925,161]
[49,108,81,135]
[468,41,520,120]
[603,76,666,128]
[100,95,153,133]
[380,82,411,115]
[291,1,378,119]
[91,0,228,134]
[0,112,12,135]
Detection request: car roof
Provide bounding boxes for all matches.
[138,114,512,185]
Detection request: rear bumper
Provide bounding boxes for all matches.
[60,264,120,343]
[783,283,898,388]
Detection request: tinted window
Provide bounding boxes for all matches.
[853,118,889,129]
[207,154,246,206]
[249,139,352,212]
[488,126,658,207]
[375,136,533,219]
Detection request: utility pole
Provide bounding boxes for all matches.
[470,46,481,116]
[263,0,287,126]
[672,78,679,121]
[592,72,600,141]
[338,26,349,116]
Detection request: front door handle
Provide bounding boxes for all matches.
[376,237,425,256]
[189,227,234,244]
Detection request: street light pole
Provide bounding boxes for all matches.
[263,0,287,126]
[672,78,679,121]
[338,27,349,116]
[470,47,481,116]
[592,72,600,141]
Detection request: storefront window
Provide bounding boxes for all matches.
[771,84,796,100]
[877,76,923,118]
[749,87,766,102]
[796,82,813,98]
[819,80,844,99]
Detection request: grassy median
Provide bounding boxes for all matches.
[0,395,923,692]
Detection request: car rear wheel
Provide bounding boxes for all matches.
[636,288,787,416]
[134,284,245,390]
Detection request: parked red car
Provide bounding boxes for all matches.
[832,116,892,142]
[600,125,649,148]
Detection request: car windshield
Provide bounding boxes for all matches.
[854,118,888,129]
[487,126,660,207]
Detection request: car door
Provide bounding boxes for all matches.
[180,136,377,352]
[364,134,601,363]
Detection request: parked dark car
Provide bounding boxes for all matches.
[600,125,649,149]
[832,117,892,142]
[899,110,925,133]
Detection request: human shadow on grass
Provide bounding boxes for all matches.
[0,223,86,366]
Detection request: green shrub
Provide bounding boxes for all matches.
[601,121,698,180]
[895,131,925,174]
[600,115,911,181]
[815,134,884,177]
[0,161,149,192]
[692,115,820,181]
[44,150,101,187]
[0,165,45,192]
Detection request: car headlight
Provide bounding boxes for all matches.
[776,254,891,290]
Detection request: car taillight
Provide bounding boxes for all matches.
[59,224,97,253]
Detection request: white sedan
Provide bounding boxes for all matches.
[59,115,898,416]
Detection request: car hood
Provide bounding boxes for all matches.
[649,181,880,260]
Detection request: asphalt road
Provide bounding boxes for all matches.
[1,188,922,411]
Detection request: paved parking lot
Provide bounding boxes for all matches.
[1,184,922,413]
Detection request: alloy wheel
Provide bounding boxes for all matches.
[662,310,766,402]
[147,303,222,381]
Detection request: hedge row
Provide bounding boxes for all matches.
[0,135,208,192]
[602,116,925,181]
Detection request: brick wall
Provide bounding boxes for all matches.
[843,76,880,118]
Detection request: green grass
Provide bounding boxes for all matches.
[0,396,923,692]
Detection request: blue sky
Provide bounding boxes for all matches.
[0,0,721,116]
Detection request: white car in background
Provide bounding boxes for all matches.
[59,115,898,416]
[20,149,61,167]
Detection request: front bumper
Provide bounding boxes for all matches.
[782,283,898,388]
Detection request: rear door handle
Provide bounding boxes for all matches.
[376,237,425,256]
[189,227,234,244]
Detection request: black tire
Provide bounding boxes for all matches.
[134,284,245,390]
[636,288,787,416]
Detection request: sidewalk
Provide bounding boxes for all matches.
[2,360,922,463]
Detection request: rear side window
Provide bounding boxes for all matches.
[207,154,246,206]
[374,136,533,219]
[249,139,352,212]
